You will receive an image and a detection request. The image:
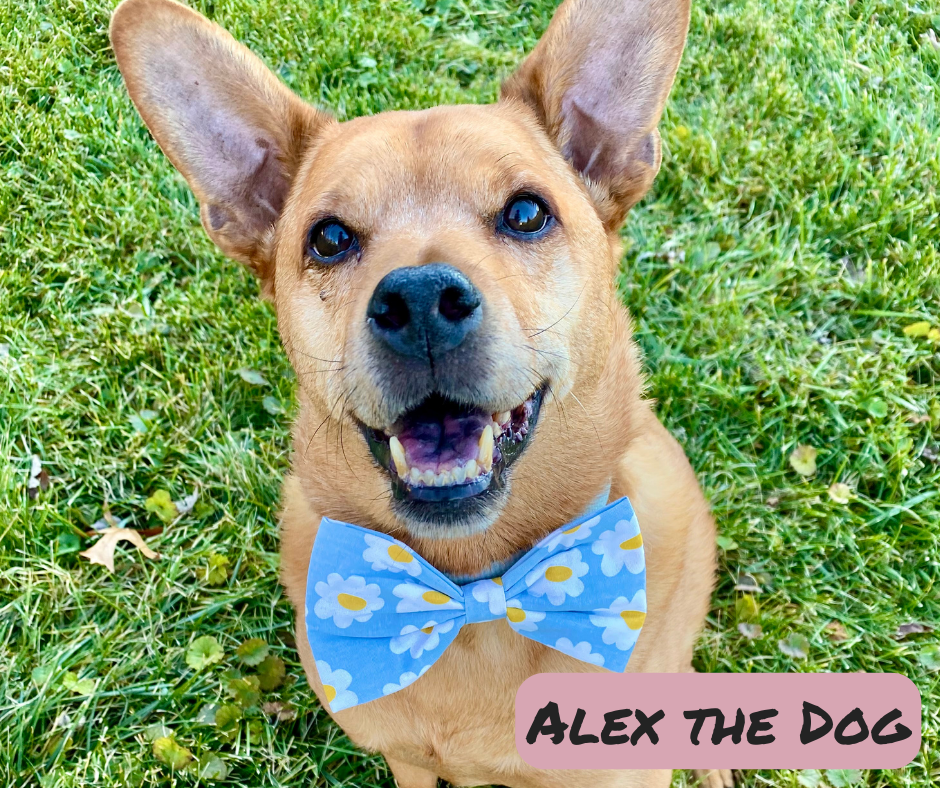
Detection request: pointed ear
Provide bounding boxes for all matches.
[110,0,331,284]
[501,0,690,230]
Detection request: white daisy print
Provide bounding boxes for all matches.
[524,549,589,605]
[591,517,644,577]
[505,600,546,633]
[553,637,605,667]
[315,660,358,711]
[362,534,422,577]
[382,665,430,695]
[470,577,506,616]
[590,590,647,651]
[393,582,462,613]
[314,573,384,628]
[389,619,455,659]
[537,514,599,553]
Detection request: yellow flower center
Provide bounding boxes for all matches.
[387,545,413,563]
[420,625,435,634]
[545,566,573,582]
[506,607,526,623]
[562,524,580,534]
[619,534,643,550]
[492,577,503,586]
[324,684,336,703]
[620,610,646,630]
[421,590,451,605]
[337,593,367,611]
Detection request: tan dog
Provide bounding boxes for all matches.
[110,0,732,785]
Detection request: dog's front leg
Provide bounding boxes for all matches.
[385,756,439,788]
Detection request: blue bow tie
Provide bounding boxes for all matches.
[305,496,646,712]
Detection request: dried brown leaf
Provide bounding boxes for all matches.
[79,528,160,573]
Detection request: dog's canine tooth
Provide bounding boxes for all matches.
[465,459,478,479]
[453,464,467,484]
[478,425,494,472]
[409,467,422,485]
[389,436,408,477]
[496,411,511,426]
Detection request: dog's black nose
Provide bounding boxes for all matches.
[367,263,483,362]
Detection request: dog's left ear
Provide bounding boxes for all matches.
[502,0,690,231]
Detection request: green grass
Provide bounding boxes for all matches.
[1,0,938,786]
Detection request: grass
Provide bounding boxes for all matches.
[1,0,938,786]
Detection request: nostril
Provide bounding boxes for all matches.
[372,292,410,331]
[439,285,481,323]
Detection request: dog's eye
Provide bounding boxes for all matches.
[307,220,355,262]
[501,195,550,235]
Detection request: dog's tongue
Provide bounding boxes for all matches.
[393,398,489,472]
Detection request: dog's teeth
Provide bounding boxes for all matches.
[496,411,511,426]
[410,467,422,485]
[421,469,435,486]
[389,436,408,477]
[433,472,445,487]
[453,464,467,484]
[478,425,494,472]
[465,459,478,479]
[441,470,454,486]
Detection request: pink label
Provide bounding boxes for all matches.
[515,673,921,769]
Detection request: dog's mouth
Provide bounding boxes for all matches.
[362,387,544,509]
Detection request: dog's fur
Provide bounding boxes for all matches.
[110,0,732,785]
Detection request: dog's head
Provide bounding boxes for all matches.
[111,0,689,557]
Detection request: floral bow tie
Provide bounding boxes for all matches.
[305,497,646,712]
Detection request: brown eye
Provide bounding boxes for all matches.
[307,220,355,262]
[502,195,550,235]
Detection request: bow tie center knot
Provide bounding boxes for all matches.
[464,577,507,623]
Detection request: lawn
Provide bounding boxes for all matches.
[1,0,938,786]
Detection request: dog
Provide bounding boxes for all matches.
[110,0,732,785]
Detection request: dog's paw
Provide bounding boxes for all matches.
[691,768,735,788]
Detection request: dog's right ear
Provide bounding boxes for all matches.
[110,0,331,287]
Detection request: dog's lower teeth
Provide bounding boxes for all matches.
[453,465,467,484]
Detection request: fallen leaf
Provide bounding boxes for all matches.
[237,368,269,386]
[236,638,270,667]
[738,623,762,640]
[79,528,159,573]
[152,737,193,770]
[797,769,822,788]
[921,29,940,51]
[143,723,173,742]
[825,621,849,642]
[61,671,96,695]
[825,769,863,787]
[736,595,759,621]
[225,675,261,708]
[862,397,888,419]
[262,700,297,722]
[195,753,229,780]
[145,490,178,523]
[789,444,817,476]
[908,413,930,425]
[895,622,932,639]
[31,665,54,687]
[257,655,286,691]
[204,553,230,586]
[902,320,932,337]
[214,704,243,741]
[778,633,810,659]
[186,636,224,671]
[196,703,221,725]
[27,455,50,499]
[716,535,738,551]
[262,395,284,415]
[765,494,780,508]
[918,645,940,671]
